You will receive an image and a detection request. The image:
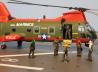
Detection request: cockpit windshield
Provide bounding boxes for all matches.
[85,24,97,41]
[85,24,94,31]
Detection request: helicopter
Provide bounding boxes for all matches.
[0,0,97,49]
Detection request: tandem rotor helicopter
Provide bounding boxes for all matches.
[0,0,97,49]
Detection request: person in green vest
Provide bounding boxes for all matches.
[29,40,35,58]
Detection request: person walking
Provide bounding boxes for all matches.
[29,40,36,58]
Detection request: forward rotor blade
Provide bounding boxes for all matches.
[8,0,98,11]
[7,1,89,11]
[8,1,72,9]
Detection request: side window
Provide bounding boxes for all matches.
[78,25,85,32]
[48,27,55,34]
[27,28,31,32]
[12,27,16,32]
[33,26,40,34]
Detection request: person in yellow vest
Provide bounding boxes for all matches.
[62,39,72,62]
[53,38,61,56]
[88,40,94,61]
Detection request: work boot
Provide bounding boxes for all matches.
[77,53,81,57]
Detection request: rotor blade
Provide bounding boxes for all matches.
[7,1,90,11]
[9,0,28,3]
[8,0,98,11]
[86,11,98,15]
[8,1,72,9]
[87,9,98,11]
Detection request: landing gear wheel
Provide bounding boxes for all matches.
[0,44,7,49]
[17,41,22,49]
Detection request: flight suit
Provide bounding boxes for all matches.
[29,40,35,58]
[88,40,93,61]
[65,25,71,39]
[76,39,82,57]
[62,40,72,62]
[53,39,61,56]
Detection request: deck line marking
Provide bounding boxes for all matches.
[0,63,44,71]
[0,51,77,58]
[1,58,19,62]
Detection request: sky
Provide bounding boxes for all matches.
[1,0,98,31]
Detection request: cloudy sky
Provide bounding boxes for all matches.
[2,0,98,31]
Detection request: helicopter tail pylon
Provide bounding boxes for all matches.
[0,2,14,22]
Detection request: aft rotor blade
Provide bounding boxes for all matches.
[87,11,98,15]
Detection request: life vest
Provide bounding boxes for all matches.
[30,40,35,48]
[63,40,72,48]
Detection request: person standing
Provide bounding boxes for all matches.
[29,40,35,58]
[65,25,71,39]
[62,39,72,62]
[53,38,61,56]
[88,40,94,61]
[76,38,82,57]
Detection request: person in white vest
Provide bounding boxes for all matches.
[88,40,94,61]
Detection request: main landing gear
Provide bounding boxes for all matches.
[0,43,7,49]
[17,41,22,48]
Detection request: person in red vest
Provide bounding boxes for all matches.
[76,38,82,57]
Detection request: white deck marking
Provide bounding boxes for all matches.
[1,58,19,62]
[0,51,76,70]
[0,54,28,58]
[0,51,77,58]
[0,63,44,71]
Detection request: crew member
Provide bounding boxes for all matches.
[88,40,94,61]
[62,39,72,62]
[65,25,71,39]
[76,38,82,57]
[53,38,61,56]
[29,40,35,58]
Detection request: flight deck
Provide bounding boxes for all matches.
[0,39,98,72]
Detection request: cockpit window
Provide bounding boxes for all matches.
[12,28,16,32]
[48,27,55,34]
[27,28,31,32]
[85,24,94,31]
